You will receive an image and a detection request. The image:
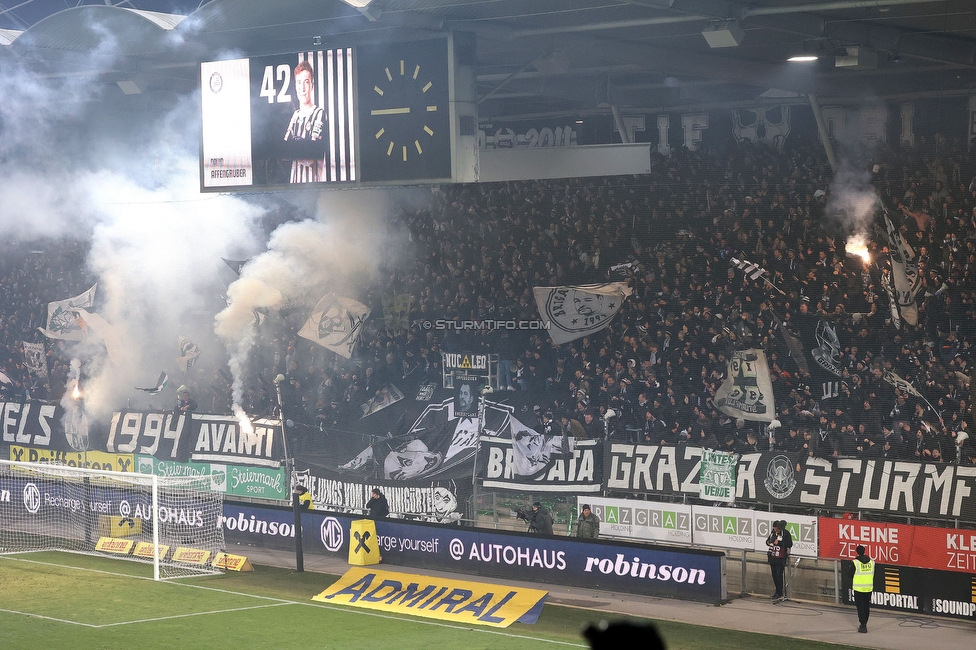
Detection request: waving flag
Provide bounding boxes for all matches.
[883,206,921,326]
[37,283,97,341]
[176,336,202,372]
[135,371,169,395]
[714,348,775,422]
[533,282,632,345]
[730,257,766,281]
[299,294,370,358]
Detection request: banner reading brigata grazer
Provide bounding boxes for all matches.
[604,444,976,520]
[819,517,976,573]
[479,437,602,493]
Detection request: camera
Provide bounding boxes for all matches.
[515,507,530,521]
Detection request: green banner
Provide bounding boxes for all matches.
[136,455,287,500]
[699,450,737,502]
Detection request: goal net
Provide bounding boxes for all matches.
[0,460,225,580]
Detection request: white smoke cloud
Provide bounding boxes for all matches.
[215,189,392,412]
[0,13,407,423]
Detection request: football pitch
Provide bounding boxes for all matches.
[0,552,860,650]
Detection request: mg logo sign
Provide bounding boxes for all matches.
[23,483,40,514]
[320,516,344,552]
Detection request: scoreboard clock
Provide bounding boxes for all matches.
[357,39,453,183]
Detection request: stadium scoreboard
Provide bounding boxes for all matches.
[200,35,477,191]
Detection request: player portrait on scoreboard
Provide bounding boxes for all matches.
[283,59,327,183]
[246,49,357,186]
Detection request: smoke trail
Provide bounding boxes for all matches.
[214,190,393,420]
[825,158,880,264]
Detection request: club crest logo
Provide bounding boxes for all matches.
[764,455,797,499]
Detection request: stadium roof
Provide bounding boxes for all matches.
[2,0,975,121]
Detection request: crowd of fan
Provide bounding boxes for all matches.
[4,136,976,467]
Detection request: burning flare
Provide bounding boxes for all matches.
[72,383,81,400]
[846,235,871,264]
[234,404,254,436]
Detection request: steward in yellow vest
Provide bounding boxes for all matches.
[851,545,874,633]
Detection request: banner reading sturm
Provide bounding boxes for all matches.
[604,445,976,520]
[313,567,547,628]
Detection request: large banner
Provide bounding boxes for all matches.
[583,497,817,558]
[480,437,601,493]
[819,517,976,574]
[106,411,283,468]
[0,401,71,450]
[294,462,468,523]
[220,503,727,603]
[605,445,976,520]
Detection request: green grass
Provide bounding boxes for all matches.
[0,552,859,650]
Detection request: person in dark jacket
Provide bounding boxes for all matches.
[575,504,600,538]
[766,519,794,600]
[520,501,553,535]
[366,488,389,519]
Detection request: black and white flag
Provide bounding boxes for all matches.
[176,336,202,373]
[135,371,168,395]
[714,348,776,422]
[883,207,921,326]
[298,294,370,358]
[221,258,249,275]
[772,313,810,375]
[821,381,841,401]
[811,320,843,377]
[879,270,901,329]
[23,341,48,380]
[882,369,922,398]
[730,257,766,281]
[533,282,632,345]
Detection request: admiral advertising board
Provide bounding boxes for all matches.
[220,503,726,603]
[582,497,817,557]
[605,445,976,520]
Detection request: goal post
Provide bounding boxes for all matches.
[0,459,225,580]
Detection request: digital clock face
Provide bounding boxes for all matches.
[358,40,452,183]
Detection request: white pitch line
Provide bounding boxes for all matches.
[0,607,98,628]
[94,602,294,628]
[169,582,586,647]
[0,556,586,646]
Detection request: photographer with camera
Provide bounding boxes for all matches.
[516,501,553,535]
[766,520,793,600]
